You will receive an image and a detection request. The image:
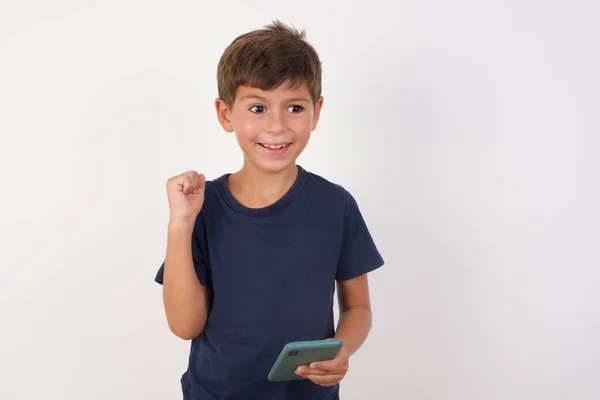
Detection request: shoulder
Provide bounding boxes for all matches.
[204,176,223,202]
[184,174,227,232]
[304,168,346,197]
[303,168,358,211]
[197,173,227,212]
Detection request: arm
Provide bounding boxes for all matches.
[333,273,372,355]
[296,189,383,385]
[162,220,210,340]
[296,274,373,386]
[333,190,380,353]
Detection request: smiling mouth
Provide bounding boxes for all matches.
[258,143,291,150]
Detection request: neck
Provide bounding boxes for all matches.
[228,162,299,209]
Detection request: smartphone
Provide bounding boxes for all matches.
[267,338,344,382]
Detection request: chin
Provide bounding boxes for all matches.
[259,160,297,173]
[250,157,297,174]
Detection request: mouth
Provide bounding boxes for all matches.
[257,142,293,157]
[258,142,291,150]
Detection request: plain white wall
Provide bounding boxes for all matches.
[1,0,599,399]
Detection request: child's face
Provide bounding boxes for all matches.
[216,81,323,173]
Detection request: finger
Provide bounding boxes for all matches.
[187,173,193,192]
[309,359,338,371]
[185,171,201,194]
[296,366,330,376]
[192,174,205,195]
[189,171,198,191]
[184,174,195,194]
[193,171,200,189]
[304,373,344,386]
[180,175,191,194]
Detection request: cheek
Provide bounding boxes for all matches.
[233,117,263,141]
[289,115,313,137]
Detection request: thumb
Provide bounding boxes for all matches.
[194,174,206,194]
[310,359,337,371]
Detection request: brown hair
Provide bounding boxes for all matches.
[217,20,322,107]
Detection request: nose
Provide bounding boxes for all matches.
[265,110,285,134]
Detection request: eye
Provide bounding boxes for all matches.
[249,105,266,113]
[287,105,304,113]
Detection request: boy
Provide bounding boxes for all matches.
[155,21,384,399]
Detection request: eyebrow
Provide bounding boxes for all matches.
[240,94,311,103]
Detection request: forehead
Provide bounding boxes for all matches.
[236,81,312,102]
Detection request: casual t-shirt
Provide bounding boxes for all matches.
[155,165,384,400]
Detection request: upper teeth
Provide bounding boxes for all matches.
[262,143,287,149]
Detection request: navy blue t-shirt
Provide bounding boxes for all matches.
[155,165,384,400]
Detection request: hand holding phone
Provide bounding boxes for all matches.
[267,339,345,383]
[295,343,350,387]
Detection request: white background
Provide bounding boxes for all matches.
[1,1,599,399]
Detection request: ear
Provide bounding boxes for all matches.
[311,96,324,131]
[215,97,234,133]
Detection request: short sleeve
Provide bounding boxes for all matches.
[154,213,210,287]
[335,189,384,281]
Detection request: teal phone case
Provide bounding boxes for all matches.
[267,339,344,382]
